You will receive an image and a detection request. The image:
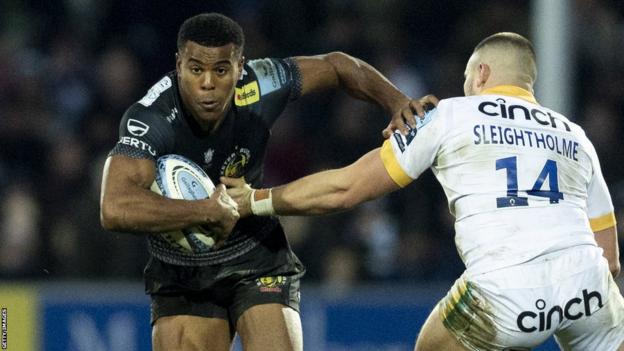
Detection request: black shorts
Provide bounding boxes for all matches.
[144,231,305,327]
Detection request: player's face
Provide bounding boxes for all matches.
[177,41,243,130]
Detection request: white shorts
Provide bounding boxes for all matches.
[438,245,624,351]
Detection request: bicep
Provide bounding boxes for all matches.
[101,155,156,200]
[294,55,339,96]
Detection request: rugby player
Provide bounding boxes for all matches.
[99,13,429,351]
[224,32,624,350]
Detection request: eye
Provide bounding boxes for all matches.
[190,66,202,74]
[215,67,229,76]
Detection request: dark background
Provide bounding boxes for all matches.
[1,0,622,290]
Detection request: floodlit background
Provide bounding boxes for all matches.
[0,0,623,350]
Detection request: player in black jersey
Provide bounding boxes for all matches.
[100,13,432,351]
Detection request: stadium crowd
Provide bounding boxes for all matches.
[1,0,623,290]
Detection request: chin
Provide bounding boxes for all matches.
[196,111,224,127]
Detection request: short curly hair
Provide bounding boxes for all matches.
[177,13,245,55]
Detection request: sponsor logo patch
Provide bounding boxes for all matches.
[256,276,287,293]
[127,119,150,136]
[166,107,178,123]
[118,136,156,156]
[138,76,172,107]
[235,81,260,106]
[516,289,603,333]
[203,148,215,168]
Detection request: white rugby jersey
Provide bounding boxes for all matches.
[381,86,616,274]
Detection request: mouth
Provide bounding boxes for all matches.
[199,100,219,111]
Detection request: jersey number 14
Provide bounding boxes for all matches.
[496,156,564,208]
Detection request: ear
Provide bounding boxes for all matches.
[175,52,181,74]
[477,63,491,88]
[238,56,245,79]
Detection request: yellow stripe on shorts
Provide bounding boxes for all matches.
[440,277,469,323]
[439,278,498,350]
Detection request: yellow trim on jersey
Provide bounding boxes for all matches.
[589,212,616,232]
[380,140,413,187]
[480,85,538,105]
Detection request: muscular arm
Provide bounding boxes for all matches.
[594,226,620,278]
[100,155,237,234]
[296,53,407,109]
[295,53,433,135]
[224,148,402,216]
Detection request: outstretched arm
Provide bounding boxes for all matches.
[295,53,438,136]
[222,148,402,217]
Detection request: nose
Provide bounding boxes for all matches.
[200,72,215,90]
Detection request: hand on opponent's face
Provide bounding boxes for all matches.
[382,94,440,138]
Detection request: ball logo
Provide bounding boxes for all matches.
[127,119,150,136]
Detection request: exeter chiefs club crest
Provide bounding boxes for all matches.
[221,147,251,177]
[256,276,287,293]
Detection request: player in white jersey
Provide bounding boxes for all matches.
[222,32,624,350]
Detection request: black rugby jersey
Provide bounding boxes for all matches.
[110,58,302,266]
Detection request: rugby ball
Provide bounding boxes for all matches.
[150,154,217,253]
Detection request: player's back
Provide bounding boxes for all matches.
[430,87,610,275]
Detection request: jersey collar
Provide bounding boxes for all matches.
[480,85,538,105]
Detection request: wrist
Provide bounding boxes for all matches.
[388,94,410,114]
[250,188,275,216]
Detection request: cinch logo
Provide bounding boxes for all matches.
[516,289,603,333]
[235,81,260,106]
[478,98,571,132]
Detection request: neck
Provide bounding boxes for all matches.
[482,82,532,94]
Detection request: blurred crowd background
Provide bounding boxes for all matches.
[1,0,623,290]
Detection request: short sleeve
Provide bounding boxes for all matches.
[380,105,446,187]
[237,57,302,127]
[109,105,174,160]
[585,141,616,231]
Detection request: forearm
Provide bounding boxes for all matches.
[251,148,400,216]
[101,187,214,233]
[270,168,357,216]
[594,226,620,278]
[327,52,409,113]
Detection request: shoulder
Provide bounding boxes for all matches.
[439,95,484,110]
[124,73,178,127]
[421,98,459,123]
[234,58,299,109]
[238,57,296,94]
[118,102,176,148]
[123,102,175,129]
[137,74,176,108]
[243,58,294,83]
